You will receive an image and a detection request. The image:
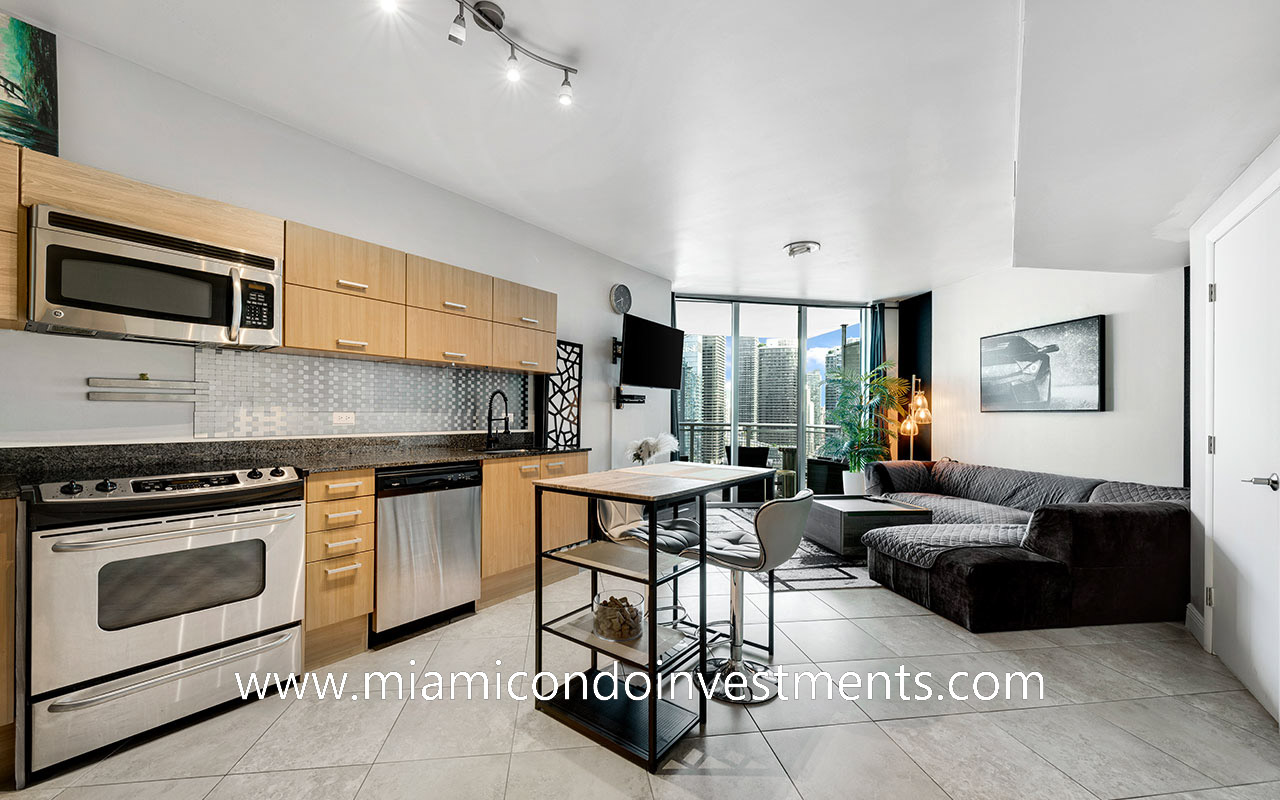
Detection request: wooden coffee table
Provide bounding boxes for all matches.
[804,495,932,560]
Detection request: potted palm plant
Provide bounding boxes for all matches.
[823,360,909,495]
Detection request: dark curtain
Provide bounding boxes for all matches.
[867,303,886,368]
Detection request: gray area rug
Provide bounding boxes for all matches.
[710,508,872,591]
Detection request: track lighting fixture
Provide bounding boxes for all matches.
[558,72,573,106]
[448,2,466,45]
[505,46,521,82]
[446,1,579,107]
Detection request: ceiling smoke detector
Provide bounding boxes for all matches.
[785,241,821,257]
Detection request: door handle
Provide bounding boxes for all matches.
[326,509,363,520]
[1242,474,1279,491]
[229,269,243,343]
[336,339,369,349]
[443,301,468,310]
[325,562,363,575]
[51,513,298,552]
[336,279,369,290]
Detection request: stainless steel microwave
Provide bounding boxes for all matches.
[27,205,282,349]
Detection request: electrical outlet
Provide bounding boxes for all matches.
[332,412,356,425]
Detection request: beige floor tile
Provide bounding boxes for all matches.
[1178,691,1280,745]
[809,588,930,619]
[820,657,973,720]
[376,696,519,762]
[747,592,841,622]
[909,652,1067,711]
[206,765,368,800]
[991,705,1217,799]
[356,755,509,800]
[426,636,530,686]
[507,747,653,800]
[778,619,896,662]
[851,616,981,656]
[650,732,800,800]
[745,663,871,731]
[512,696,597,751]
[879,714,1096,800]
[1069,641,1242,694]
[231,693,406,772]
[55,777,221,800]
[441,602,535,639]
[994,645,1163,704]
[766,722,949,800]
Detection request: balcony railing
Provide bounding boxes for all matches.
[676,420,843,467]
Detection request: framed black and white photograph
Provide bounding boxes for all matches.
[980,315,1105,412]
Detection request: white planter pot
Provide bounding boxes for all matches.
[842,470,866,496]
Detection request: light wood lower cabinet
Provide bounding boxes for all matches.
[305,552,374,631]
[491,324,556,374]
[540,453,589,551]
[0,232,19,330]
[481,456,542,577]
[306,495,375,532]
[306,524,374,562]
[284,285,405,359]
[0,498,14,726]
[406,307,493,366]
[305,468,375,503]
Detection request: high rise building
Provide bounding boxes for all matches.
[823,340,862,417]
[678,336,703,457]
[699,335,727,463]
[757,338,798,448]
[734,336,758,446]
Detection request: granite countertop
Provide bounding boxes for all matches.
[0,434,589,496]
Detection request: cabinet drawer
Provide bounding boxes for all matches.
[306,524,374,563]
[405,255,492,319]
[305,552,374,631]
[305,468,374,502]
[284,285,405,358]
[406,307,492,366]
[306,496,375,532]
[285,221,406,303]
[492,278,557,332]
[540,452,589,551]
[491,324,556,373]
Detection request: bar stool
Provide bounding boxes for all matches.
[681,489,814,704]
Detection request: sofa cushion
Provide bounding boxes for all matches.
[931,460,1103,512]
[867,461,936,495]
[1089,481,1189,505]
[883,492,1032,525]
[863,523,1026,569]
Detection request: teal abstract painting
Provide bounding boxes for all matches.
[0,13,56,155]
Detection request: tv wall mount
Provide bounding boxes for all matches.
[611,337,645,409]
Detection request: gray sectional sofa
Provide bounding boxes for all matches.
[863,459,1190,633]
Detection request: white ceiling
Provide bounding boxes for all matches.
[8,0,1280,300]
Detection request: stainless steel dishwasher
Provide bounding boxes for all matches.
[373,463,482,633]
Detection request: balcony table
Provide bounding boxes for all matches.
[532,461,775,772]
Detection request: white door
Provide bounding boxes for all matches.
[1211,188,1280,719]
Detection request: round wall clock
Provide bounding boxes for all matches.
[609,283,632,314]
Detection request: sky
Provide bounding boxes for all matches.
[721,323,859,382]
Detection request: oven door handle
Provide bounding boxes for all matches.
[49,512,298,552]
[229,268,243,343]
[47,629,296,713]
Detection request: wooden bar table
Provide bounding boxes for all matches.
[532,461,774,772]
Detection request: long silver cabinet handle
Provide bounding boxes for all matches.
[520,465,540,473]
[546,461,566,468]
[48,630,296,712]
[443,352,468,359]
[520,361,539,366]
[326,510,363,520]
[443,301,468,310]
[51,513,298,553]
[326,481,363,490]
[337,279,369,290]
[520,317,539,324]
[325,537,363,549]
[325,562,363,575]
[336,339,369,348]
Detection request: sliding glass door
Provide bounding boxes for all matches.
[674,298,869,501]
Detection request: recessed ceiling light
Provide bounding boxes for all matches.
[379,0,399,13]
[785,241,821,257]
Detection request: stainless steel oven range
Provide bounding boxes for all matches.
[16,466,305,785]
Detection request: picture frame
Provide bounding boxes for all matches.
[979,314,1105,412]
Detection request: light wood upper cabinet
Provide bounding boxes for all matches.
[0,144,22,330]
[540,453,589,551]
[284,285,405,359]
[481,456,543,577]
[405,256,492,319]
[285,222,405,304]
[0,144,17,234]
[492,324,556,374]
[406,307,492,367]
[19,149,284,261]
[492,277,556,332]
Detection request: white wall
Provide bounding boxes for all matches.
[930,265,1184,486]
[0,37,673,470]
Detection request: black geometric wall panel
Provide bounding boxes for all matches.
[546,340,583,449]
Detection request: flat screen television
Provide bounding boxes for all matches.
[620,314,684,389]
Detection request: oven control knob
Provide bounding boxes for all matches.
[247,468,264,480]
[59,481,84,496]
[269,467,286,478]
[95,479,118,493]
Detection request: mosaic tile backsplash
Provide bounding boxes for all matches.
[194,349,529,438]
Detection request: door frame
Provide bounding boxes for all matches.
[1198,159,1280,653]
